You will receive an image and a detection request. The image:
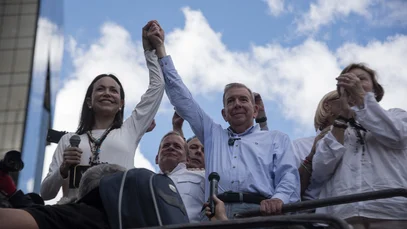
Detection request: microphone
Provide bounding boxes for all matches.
[68,135,82,189]
[208,172,220,217]
[228,137,241,146]
[69,135,81,147]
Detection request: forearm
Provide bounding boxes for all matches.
[172,124,185,138]
[160,55,213,142]
[354,93,407,149]
[40,170,64,200]
[124,50,165,141]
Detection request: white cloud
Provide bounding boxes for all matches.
[295,0,407,34]
[296,0,371,33]
[33,18,64,74]
[264,0,285,16]
[134,147,155,172]
[370,0,407,27]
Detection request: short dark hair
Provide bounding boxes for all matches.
[76,74,125,135]
[340,63,384,102]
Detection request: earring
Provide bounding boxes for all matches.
[89,106,92,109]
[119,107,122,111]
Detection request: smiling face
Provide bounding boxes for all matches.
[222,85,258,133]
[87,76,124,117]
[186,137,204,169]
[156,133,187,173]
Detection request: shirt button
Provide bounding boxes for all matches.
[234,156,237,158]
[235,145,238,147]
[231,181,234,184]
[233,166,235,168]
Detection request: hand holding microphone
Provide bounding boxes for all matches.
[208,172,220,217]
[59,135,82,179]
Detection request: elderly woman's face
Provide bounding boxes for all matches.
[348,68,374,93]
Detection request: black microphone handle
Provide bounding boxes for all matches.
[209,179,219,216]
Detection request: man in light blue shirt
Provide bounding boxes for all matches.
[149,21,300,219]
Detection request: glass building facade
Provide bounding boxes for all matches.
[0,0,63,193]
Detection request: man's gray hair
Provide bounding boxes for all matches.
[223,83,255,105]
[78,164,126,201]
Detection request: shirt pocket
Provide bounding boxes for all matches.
[176,175,205,200]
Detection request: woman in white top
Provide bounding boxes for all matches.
[313,63,407,228]
[293,90,340,200]
[40,21,165,202]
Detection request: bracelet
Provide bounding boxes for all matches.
[255,117,267,123]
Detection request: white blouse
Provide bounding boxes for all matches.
[40,50,165,202]
[312,92,407,220]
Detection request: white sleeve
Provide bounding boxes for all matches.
[40,133,72,200]
[353,92,407,149]
[121,50,165,149]
[312,132,346,183]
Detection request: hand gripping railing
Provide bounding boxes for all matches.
[141,214,350,229]
[234,188,407,218]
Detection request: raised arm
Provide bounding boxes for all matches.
[336,71,407,149]
[254,92,269,131]
[172,110,185,138]
[149,21,216,144]
[353,92,407,149]
[121,22,165,147]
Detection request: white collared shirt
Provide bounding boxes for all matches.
[313,92,407,220]
[166,163,205,223]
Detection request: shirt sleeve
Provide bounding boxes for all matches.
[271,133,301,204]
[121,50,165,149]
[40,134,72,200]
[352,92,407,150]
[312,132,346,183]
[159,55,216,152]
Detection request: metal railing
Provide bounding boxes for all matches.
[136,188,407,229]
[234,188,407,218]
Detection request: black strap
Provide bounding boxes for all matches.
[217,192,266,205]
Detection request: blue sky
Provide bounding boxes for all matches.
[41,0,406,203]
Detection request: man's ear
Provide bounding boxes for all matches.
[221,108,228,122]
[155,154,159,165]
[253,104,259,118]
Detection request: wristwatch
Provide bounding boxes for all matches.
[255,117,267,123]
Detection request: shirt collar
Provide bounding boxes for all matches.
[158,162,187,175]
[227,124,258,137]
